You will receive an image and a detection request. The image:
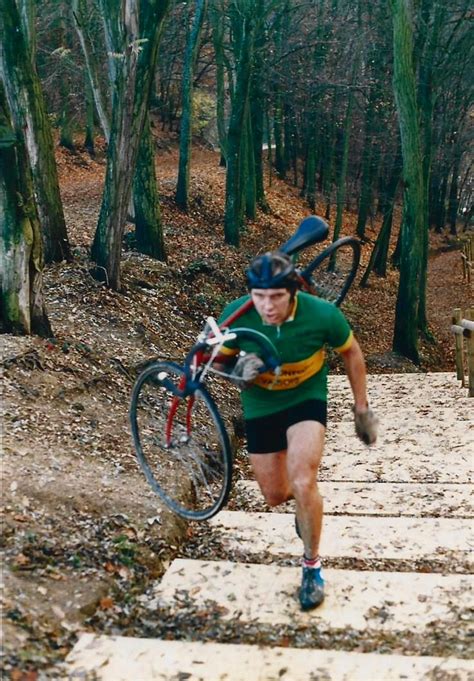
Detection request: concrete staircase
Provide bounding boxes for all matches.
[66,372,473,680]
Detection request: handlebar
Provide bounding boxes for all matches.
[181,325,281,392]
[228,327,281,373]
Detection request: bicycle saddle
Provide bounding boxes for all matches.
[280,216,329,256]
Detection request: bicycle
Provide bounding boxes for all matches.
[130,216,360,521]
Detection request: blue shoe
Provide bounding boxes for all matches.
[299,566,325,610]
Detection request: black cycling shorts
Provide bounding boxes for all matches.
[245,399,327,454]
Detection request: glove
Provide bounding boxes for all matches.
[353,406,378,445]
[230,353,264,389]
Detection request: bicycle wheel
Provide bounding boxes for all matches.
[300,236,360,306]
[130,360,232,521]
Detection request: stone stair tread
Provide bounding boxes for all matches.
[318,451,472,483]
[328,402,472,428]
[153,559,473,631]
[66,633,474,681]
[325,415,472,445]
[327,372,471,410]
[328,371,460,390]
[208,512,473,565]
[233,481,474,517]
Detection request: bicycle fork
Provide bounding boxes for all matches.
[165,352,204,447]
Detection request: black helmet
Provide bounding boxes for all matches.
[246,251,298,290]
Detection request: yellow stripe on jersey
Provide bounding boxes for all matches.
[218,345,240,356]
[254,348,326,391]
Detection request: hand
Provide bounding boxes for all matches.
[231,353,264,389]
[353,406,378,445]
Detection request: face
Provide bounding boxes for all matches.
[251,288,293,325]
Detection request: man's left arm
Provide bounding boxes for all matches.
[340,337,378,445]
[340,337,369,411]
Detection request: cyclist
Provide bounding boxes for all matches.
[218,250,378,611]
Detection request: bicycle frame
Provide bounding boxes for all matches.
[166,313,282,446]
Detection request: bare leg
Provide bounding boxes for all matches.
[249,450,293,507]
[286,421,325,559]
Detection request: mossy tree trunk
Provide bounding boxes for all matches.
[415,0,446,337]
[224,0,255,246]
[356,87,378,239]
[333,57,358,243]
[360,148,402,286]
[57,4,76,153]
[390,0,426,364]
[244,110,256,220]
[133,112,166,260]
[249,0,268,212]
[176,0,207,210]
[91,0,170,288]
[0,0,71,264]
[209,1,227,165]
[84,77,96,156]
[0,86,51,337]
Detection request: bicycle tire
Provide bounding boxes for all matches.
[130,360,233,521]
[300,236,361,306]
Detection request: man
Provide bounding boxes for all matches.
[218,250,378,611]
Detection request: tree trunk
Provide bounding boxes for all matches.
[209,1,227,164]
[305,125,317,211]
[176,0,207,210]
[323,93,338,220]
[72,0,111,142]
[84,77,96,156]
[18,0,36,61]
[133,112,166,260]
[244,110,256,220]
[249,0,268,212]
[91,0,170,289]
[224,1,255,246]
[360,152,402,287]
[334,59,358,242]
[0,86,51,336]
[447,150,461,235]
[0,0,71,264]
[273,100,285,179]
[356,90,377,239]
[391,0,426,364]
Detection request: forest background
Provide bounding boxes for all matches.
[0,0,473,675]
[1,0,472,361]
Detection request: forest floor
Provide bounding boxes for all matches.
[1,136,472,679]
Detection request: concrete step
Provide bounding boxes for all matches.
[66,634,474,681]
[327,372,472,420]
[328,371,464,398]
[208,512,472,567]
[328,404,472,425]
[324,416,473,455]
[232,480,474,517]
[317,448,472,483]
[153,559,473,633]
[326,409,474,446]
